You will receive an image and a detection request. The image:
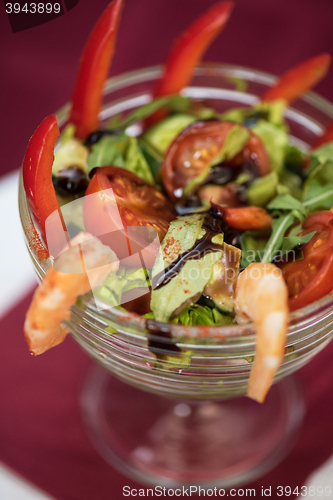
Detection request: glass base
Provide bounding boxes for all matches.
[80,364,305,488]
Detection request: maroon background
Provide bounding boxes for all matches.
[1,0,333,498]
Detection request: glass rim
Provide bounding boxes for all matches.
[20,62,333,345]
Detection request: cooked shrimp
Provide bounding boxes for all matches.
[234,262,289,403]
[24,232,119,355]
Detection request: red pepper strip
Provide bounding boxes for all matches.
[22,114,67,256]
[312,120,333,149]
[69,0,123,141]
[261,53,331,104]
[214,205,273,231]
[146,1,233,126]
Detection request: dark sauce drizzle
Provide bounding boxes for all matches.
[146,319,181,359]
[151,210,224,290]
[146,209,226,358]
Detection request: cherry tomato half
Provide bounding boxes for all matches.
[83,166,176,267]
[279,211,333,311]
[162,120,270,201]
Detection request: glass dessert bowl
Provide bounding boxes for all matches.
[19,64,333,488]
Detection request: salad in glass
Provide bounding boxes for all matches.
[21,0,333,404]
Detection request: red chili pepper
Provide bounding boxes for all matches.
[22,114,67,256]
[69,0,123,141]
[262,53,331,104]
[147,1,233,126]
[312,120,333,149]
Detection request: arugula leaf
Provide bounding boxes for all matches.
[259,185,329,263]
[124,137,154,184]
[240,231,268,268]
[302,180,333,211]
[267,193,308,218]
[108,95,191,131]
[172,304,235,326]
[87,135,125,172]
[261,213,295,263]
[280,226,315,256]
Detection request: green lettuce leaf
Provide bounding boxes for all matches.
[87,135,125,172]
[94,266,150,307]
[306,143,333,188]
[247,171,278,206]
[143,113,196,154]
[250,119,289,172]
[108,95,191,131]
[172,304,235,326]
[221,99,287,129]
[138,138,162,178]
[124,137,154,184]
[278,169,303,200]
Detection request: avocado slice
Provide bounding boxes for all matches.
[151,214,224,322]
[143,113,196,154]
[203,243,241,313]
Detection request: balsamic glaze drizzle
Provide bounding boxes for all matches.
[151,210,224,290]
[145,208,241,357]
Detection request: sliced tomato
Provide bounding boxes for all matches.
[83,166,176,267]
[162,120,270,201]
[279,211,333,311]
[262,53,331,104]
[212,205,273,231]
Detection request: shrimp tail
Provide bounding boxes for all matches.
[234,262,289,403]
[24,232,119,355]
